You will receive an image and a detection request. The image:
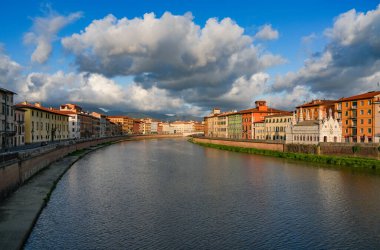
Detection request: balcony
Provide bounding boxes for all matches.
[350,105,357,110]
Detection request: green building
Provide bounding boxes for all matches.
[227,113,242,139]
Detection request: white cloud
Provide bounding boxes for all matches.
[18,71,188,113]
[0,49,22,92]
[301,33,317,44]
[219,72,269,104]
[273,4,380,99]
[254,24,279,41]
[24,9,82,64]
[62,12,285,110]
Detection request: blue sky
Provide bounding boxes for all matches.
[0,0,379,115]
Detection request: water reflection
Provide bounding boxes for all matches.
[25,139,380,249]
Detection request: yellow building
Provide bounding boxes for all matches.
[108,116,134,134]
[15,102,69,144]
[253,121,265,140]
[264,112,293,141]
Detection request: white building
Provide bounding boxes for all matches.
[286,109,342,144]
[151,121,158,134]
[65,113,81,139]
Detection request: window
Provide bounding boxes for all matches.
[361,101,364,106]
[360,128,363,133]
[345,120,348,125]
[368,128,372,133]
[345,129,348,133]
[345,111,348,116]
[368,109,372,115]
[360,110,364,115]
[345,102,348,107]
[368,100,371,105]
[369,119,372,124]
[360,119,364,124]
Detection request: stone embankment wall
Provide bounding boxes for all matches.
[192,138,285,152]
[129,134,183,140]
[319,142,380,159]
[193,137,380,160]
[0,136,127,201]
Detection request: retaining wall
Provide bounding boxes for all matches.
[192,138,284,152]
[0,136,127,201]
[320,142,380,159]
[193,137,380,160]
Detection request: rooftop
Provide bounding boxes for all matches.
[0,87,17,95]
[296,99,336,108]
[265,112,293,118]
[338,91,380,102]
[238,107,286,114]
[15,103,69,116]
[295,120,319,126]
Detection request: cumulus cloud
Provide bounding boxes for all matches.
[274,4,380,98]
[0,48,23,92]
[219,72,269,105]
[18,71,188,113]
[62,12,284,111]
[24,9,82,64]
[254,24,279,40]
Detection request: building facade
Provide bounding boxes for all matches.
[264,113,292,141]
[296,100,336,121]
[16,102,69,144]
[227,113,242,139]
[0,88,16,149]
[286,111,342,144]
[108,116,134,134]
[14,107,25,147]
[240,101,287,140]
[336,91,380,143]
[253,121,265,140]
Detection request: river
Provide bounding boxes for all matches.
[25,138,380,249]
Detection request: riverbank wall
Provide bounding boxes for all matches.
[0,136,127,201]
[0,134,187,201]
[192,137,380,159]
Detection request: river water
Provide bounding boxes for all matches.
[25,139,380,249]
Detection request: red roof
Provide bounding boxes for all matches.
[238,107,285,114]
[265,112,293,118]
[108,115,132,119]
[15,103,69,116]
[296,100,336,108]
[338,91,380,102]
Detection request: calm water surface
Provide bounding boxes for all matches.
[25,139,380,249]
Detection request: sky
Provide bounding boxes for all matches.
[0,0,380,116]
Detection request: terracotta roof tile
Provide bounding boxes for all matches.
[296,100,336,108]
[338,91,380,102]
[15,103,69,116]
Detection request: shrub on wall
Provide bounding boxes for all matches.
[352,145,361,154]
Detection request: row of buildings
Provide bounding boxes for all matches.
[204,91,380,144]
[0,87,204,150]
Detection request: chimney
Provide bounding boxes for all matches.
[35,102,41,107]
[255,100,267,111]
[212,108,221,115]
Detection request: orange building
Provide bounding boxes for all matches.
[194,121,204,132]
[336,91,380,143]
[296,100,336,121]
[108,116,134,134]
[240,101,286,139]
